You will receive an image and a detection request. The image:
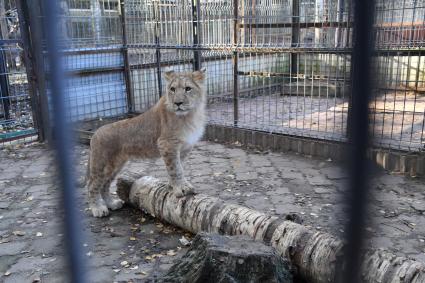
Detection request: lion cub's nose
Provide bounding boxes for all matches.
[174,102,183,107]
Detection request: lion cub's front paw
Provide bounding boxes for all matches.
[171,181,195,198]
[105,196,124,210]
[90,202,109,217]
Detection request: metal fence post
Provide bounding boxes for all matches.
[341,0,375,281]
[154,1,162,98]
[25,0,52,142]
[41,0,87,282]
[119,0,135,113]
[191,0,201,71]
[16,0,44,140]
[291,0,300,76]
[0,48,10,121]
[233,0,239,127]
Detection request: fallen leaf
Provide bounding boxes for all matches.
[13,231,25,236]
[120,261,129,267]
[179,236,191,246]
[167,250,177,256]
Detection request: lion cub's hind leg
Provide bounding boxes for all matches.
[88,152,125,217]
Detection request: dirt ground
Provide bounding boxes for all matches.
[0,140,425,282]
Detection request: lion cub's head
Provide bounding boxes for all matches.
[164,68,206,115]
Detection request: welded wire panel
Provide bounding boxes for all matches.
[199,0,234,47]
[370,0,425,151]
[374,0,425,49]
[55,0,128,122]
[0,44,35,142]
[0,0,37,144]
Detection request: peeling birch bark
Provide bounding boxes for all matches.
[116,171,425,283]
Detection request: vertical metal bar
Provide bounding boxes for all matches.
[335,0,345,48]
[41,0,86,282]
[341,0,375,282]
[119,0,135,113]
[0,48,10,121]
[25,0,52,142]
[16,0,44,140]
[291,0,299,76]
[191,0,201,71]
[232,0,239,127]
[154,1,162,98]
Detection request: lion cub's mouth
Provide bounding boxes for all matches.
[175,108,189,115]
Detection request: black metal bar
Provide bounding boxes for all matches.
[16,0,43,140]
[119,0,134,113]
[291,0,300,76]
[232,0,239,127]
[26,0,51,142]
[154,1,162,98]
[191,0,201,71]
[0,49,10,121]
[239,21,351,29]
[41,1,87,282]
[341,0,375,282]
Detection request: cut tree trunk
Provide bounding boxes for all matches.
[162,232,293,283]
[116,171,425,283]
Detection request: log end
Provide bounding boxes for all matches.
[116,170,146,203]
[162,232,294,283]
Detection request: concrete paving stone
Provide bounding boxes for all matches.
[8,256,58,273]
[87,252,121,268]
[279,171,305,180]
[305,175,333,186]
[0,241,29,256]
[88,266,117,283]
[39,272,70,283]
[235,171,258,181]
[3,271,36,283]
[320,167,349,180]
[254,166,278,174]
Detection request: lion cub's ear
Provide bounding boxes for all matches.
[164,70,176,81]
[192,68,206,82]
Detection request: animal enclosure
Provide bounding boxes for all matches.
[1,0,425,153]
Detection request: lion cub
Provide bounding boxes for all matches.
[87,69,207,217]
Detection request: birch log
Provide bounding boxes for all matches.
[116,171,425,283]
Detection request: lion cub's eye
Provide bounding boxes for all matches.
[170,87,176,92]
[185,86,192,92]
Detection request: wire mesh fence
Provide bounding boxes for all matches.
[1,0,424,153]
[0,0,37,145]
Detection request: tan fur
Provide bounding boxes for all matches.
[87,69,207,217]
